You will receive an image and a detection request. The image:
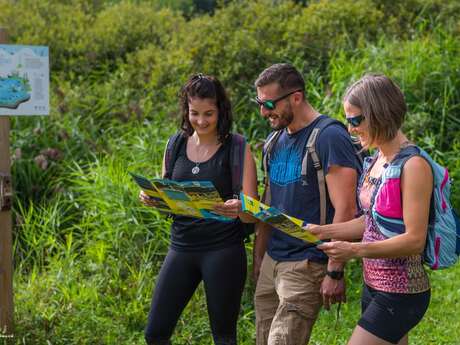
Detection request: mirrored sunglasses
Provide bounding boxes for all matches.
[254,89,303,110]
[346,114,365,127]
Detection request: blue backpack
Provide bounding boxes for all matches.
[365,145,460,269]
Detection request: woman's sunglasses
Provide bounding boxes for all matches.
[346,114,365,127]
[254,89,303,110]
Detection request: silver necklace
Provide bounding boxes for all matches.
[192,162,200,175]
[190,142,213,175]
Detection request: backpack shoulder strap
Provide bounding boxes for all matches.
[262,130,282,174]
[261,130,282,205]
[302,117,345,177]
[163,131,186,179]
[303,117,341,173]
[357,151,379,214]
[391,145,420,167]
[229,133,247,198]
[230,133,256,242]
[369,145,425,221]
[303,116,343,225]
[395,145,437,225]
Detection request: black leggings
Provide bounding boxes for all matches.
[144,243,247,345]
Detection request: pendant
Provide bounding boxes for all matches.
[192,165,200,175]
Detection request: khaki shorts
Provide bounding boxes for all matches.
[254,253,327,345]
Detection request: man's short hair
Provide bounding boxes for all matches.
[255,63,305,93]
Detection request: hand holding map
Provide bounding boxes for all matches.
[213,199,241,219]
[131,172,233,222]
[240,193,322,245]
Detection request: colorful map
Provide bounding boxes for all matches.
[0,74,31,109]
[240,193,322,244]
[130,172,233,222]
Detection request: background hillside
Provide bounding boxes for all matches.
[0,0,459,344]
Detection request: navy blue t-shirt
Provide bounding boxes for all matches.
[266,115,362,262]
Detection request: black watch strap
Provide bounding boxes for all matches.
[326,270,344,280]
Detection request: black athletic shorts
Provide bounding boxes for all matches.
[358,284,430,344]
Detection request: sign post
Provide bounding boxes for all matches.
[0,28,49,337]
[0,27,13,336]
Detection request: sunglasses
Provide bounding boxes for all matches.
[346,114,365,127]
[254,89,303,110]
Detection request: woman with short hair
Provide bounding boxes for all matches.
[311,74,432,345]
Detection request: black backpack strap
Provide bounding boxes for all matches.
[163,131,186,179]
[229,133,247,198]
[229,133,256,242]
[261,130,282,205]
[303,116,346,225]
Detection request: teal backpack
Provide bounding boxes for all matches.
[363,145,460,269]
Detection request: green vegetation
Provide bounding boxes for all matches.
[1,0,460,344]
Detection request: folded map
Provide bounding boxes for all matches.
[130,172,233,222]
[240,193,321,244]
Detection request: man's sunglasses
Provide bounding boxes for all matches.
[254,89,303,110]
[345,114,365,127]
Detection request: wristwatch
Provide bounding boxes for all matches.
[326,270,344,280]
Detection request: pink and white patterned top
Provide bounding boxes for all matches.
[359,161,430,294]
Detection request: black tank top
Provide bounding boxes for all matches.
[170,135,244,251]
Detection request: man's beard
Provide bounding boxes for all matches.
[270,108,294,130]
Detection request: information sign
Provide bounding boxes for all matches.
[0,44,49,115]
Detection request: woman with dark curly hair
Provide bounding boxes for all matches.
[140,74,258,345]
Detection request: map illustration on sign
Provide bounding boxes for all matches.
[0,45,49,115]
[0,72,31,109]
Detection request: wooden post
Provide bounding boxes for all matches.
[0,27,14,336]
